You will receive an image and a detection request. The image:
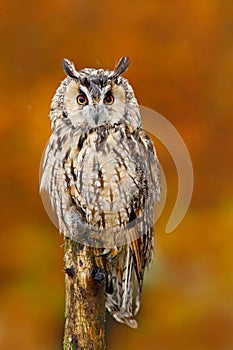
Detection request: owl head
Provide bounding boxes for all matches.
[50,57,142,131]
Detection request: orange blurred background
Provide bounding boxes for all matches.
[1,0,233,349]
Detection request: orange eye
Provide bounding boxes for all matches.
[77,94,88,105]
[104,94,114,105]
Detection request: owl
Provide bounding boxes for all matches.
[40,57,161,328]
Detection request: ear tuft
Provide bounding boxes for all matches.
[63,59,78,79]
[109,57,130,79]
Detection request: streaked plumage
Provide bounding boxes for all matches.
[40,57,160,327]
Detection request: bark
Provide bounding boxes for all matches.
[63,238,106,350]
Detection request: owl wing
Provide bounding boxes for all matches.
[128,128,160,284]
[104,128,160,327]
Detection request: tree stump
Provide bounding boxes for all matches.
[63,238,106,350]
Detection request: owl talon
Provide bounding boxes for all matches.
[97,248,111,257]
[97,246,119,259]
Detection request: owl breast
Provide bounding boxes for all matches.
[63,124,148,233]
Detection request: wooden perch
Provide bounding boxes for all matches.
[63,238,106,350]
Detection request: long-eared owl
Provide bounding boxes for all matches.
[40,57,161,328]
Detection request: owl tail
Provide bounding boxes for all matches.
[104,244,143,329]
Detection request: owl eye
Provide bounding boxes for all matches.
[104,94,114,105]
[77,94,88,105]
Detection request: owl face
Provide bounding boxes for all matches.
[50,57,142,130]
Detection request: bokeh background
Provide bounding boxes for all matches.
[1,0,233,349]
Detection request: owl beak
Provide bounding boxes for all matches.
[92,105,105,126]
[93,113,99,125]
[92,105,100,125]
